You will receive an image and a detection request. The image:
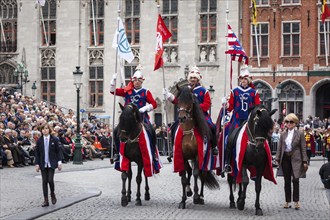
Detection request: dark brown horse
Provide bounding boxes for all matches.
[114,103,156,206]
[175,86,219,209]
[226,105,277,215]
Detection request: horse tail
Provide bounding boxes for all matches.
[200,171,220,190]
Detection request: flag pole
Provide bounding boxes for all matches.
[39,5,48,46]
[110,0,122,164]
[156,1,171,156]
[254,24,260,67]
[221,0,230,173]
[324,22,329,66]
[0,19,7,51]
[91,0,97,47]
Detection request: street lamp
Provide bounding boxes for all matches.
[14,63,29,95]
[184,65,189,79]
[208,85,215,116]
[31,81,37,97]
[73,66,83,165]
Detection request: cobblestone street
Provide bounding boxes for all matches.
[1,156,329,220]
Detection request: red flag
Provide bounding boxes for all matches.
[321,0,330,23]
[154,15,172,71]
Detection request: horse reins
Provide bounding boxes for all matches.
[120,123,143,143]
[246,108,267,148]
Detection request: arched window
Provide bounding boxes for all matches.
[255,82,272,110]
[277,82,303,121]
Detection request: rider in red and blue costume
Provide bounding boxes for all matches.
[110,66,158,162]
[164,66,218,156]
[223,66,261,173]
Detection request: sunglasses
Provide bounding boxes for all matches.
[285,120,295,124]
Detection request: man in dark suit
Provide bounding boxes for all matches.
[35,123,62,207]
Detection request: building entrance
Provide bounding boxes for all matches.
[316,83,330,119]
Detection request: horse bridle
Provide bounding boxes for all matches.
[178,106,193,123]
[120,123,143,143]
[246,108,267,147]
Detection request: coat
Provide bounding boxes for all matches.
[35,135,62,170]
[275,129,308,179]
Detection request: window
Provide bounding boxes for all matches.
[89,66,104,107]
[256,0,269,6]
[124,65,137,85]
[0,0,17,52]
[41,67,56,103]
[41,0,57,46]
[319,21,330,56]
[251,23,269,57]
[89,0,104,46]
[282,0,300,4]
[277,83,303,121]
[162,0,178,44]
[200,0,217,43]
[40,49,56,103]
[125,0,140,45]
[282,22,300,56]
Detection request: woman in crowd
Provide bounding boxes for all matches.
[275,113,308,210]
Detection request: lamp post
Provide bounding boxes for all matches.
[73,66,83,165]
[14,63,29,95]
[208,85,215,116]
[276,82,283,121]
[31,81,37,97]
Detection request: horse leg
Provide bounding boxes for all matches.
[192,161,204,205]
[237,165,249,211]
[144,175,150,201]
[135,164,143,206]
[255,174,263,216]
[227,174,236,209]
[179,170,188,209]
[186,163,193,197]
[199,174,205,205]
[121,171,129,207]
[127,168,132,203]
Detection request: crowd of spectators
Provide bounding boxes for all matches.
[0,87,114,169]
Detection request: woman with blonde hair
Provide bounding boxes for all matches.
[275,113,308,210]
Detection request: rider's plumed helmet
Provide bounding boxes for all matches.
[188,66,202,81]
[239,65,252,83]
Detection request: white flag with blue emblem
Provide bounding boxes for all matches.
[36,0,46,6]
[112,17,134,63]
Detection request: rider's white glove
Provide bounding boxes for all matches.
[221,96,227,104]
[110,73,117,92]
[139,104,153,113]
[163,88,175,102]
[110,73,117,86]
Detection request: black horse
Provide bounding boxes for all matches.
[175,86,219,209]
[114,103,157,207]
[226,105,277,215]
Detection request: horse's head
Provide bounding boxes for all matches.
[247,105,277,143]
[118,103,142,142]
[177,86,195,124]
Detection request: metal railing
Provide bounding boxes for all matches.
[156,137,172,156]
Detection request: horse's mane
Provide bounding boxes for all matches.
[118,103,142,134]
[248,105,274,138]
[178,86,211,140]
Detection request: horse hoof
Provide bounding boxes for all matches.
[127,197,131,203]
[193,198,205,205]
[145,193,150,201]
[121,196,128,207]
[229,202,236,209]
[237,200,245,210]
[255,209,263,216]
[186,191,193,197]
[135,199,142,206]
[178,202,186,209]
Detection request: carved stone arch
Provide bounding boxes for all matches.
[0,60,18,85]
[168,78,189,96]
